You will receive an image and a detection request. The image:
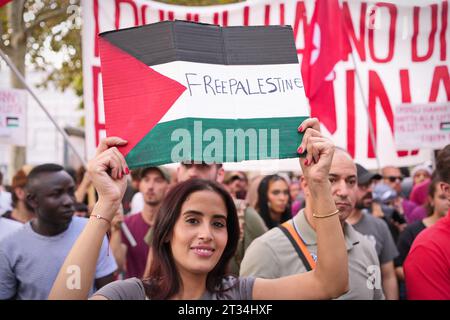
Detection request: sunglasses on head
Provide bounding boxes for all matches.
[384,176,403,183]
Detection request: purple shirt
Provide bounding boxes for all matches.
[402,199,418,222]
[406,205,428,224]
[121,213,150,279]
[410,179,431,206]
[291,200,302,217]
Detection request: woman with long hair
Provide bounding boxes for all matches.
[49,118,349,300]
[256,175,291,229]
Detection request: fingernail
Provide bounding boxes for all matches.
[304,159,309,166]
[124,167,130,175]
[119,172,123,179]
[297,147,303,154]
[298,126,304,132]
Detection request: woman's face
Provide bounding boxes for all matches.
[170,190,228,277]
[430,187,450,217]
[267,179,289,214]
[413,170,430,185]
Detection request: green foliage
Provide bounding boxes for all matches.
[0,0,242,107]
[0,1,81,91]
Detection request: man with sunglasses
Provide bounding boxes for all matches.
[381,166,417,225]
[404,144,450,299]
[382,167,404,194]
[224,172,248,200]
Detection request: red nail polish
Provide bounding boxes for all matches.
[304,159,309,166]
[125,167,130,175]
[297,147,303,154]
[298,126,303,132]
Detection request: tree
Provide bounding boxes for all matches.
[0,0,81,175]
[0,0,241,176]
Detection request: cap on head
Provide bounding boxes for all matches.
[139,166,171,183]
[372,183,397,204]
[411,163,432,178]
[356,163,382,185]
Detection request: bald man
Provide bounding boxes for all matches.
[241,149,384,299]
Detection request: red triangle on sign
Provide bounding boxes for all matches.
[0,0,13,7]
[99,37,186,157]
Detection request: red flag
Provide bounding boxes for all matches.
[301,0,351,134]
[0,0,12,7]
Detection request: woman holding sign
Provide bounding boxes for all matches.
[49,118,348,300]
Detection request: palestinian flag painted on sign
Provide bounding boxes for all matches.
[0,0,12,8]
[99,21,309,168]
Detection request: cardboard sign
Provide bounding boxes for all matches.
[0,89,27,147]
[99,20,309,168]
[395,103,450,150]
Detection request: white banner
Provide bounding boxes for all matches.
[81,0,450,169]
[0,89,27,147]
[395,103,450,149]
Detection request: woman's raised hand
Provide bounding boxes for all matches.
[297,118,335,184]
[87,137,129,216]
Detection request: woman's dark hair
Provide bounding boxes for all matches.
[426,175,441,217]
[256,174,291,229]
[11,169,27,208]
[143,178,239,299]
[436,144,450,185]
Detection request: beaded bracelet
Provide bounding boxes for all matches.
[90,214,112,256]
[90,214,111,225]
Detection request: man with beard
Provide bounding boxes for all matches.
[0,164,116,299]
[241,147,384,299]
[347,164,399,299]
[110,166,170,279]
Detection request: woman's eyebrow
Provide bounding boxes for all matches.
[182,211,227,220]
[212,214,227,221]
[182,210,203,216]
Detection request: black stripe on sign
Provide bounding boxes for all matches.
[99,20,298,67]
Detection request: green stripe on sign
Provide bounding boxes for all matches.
[126,117,308,168]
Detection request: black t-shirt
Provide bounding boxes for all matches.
[2,210,16,221]
[394,220,426,267]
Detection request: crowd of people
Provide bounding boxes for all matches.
[0,118,449,300]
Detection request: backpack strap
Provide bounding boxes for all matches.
[278,221,316,271]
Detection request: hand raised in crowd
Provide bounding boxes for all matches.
[87,137,129,215]
[110,206,125,232]
[297,117,335,184]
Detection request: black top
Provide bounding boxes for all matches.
[394,220,426,267]
[1,210,16,222]
[100,20,299,67]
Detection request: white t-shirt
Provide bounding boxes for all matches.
[130,192,144,215]
[0,216,117,300]
[0,191,12,216]
[0,218,22,242]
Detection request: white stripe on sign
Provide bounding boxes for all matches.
[151,61,310,123]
